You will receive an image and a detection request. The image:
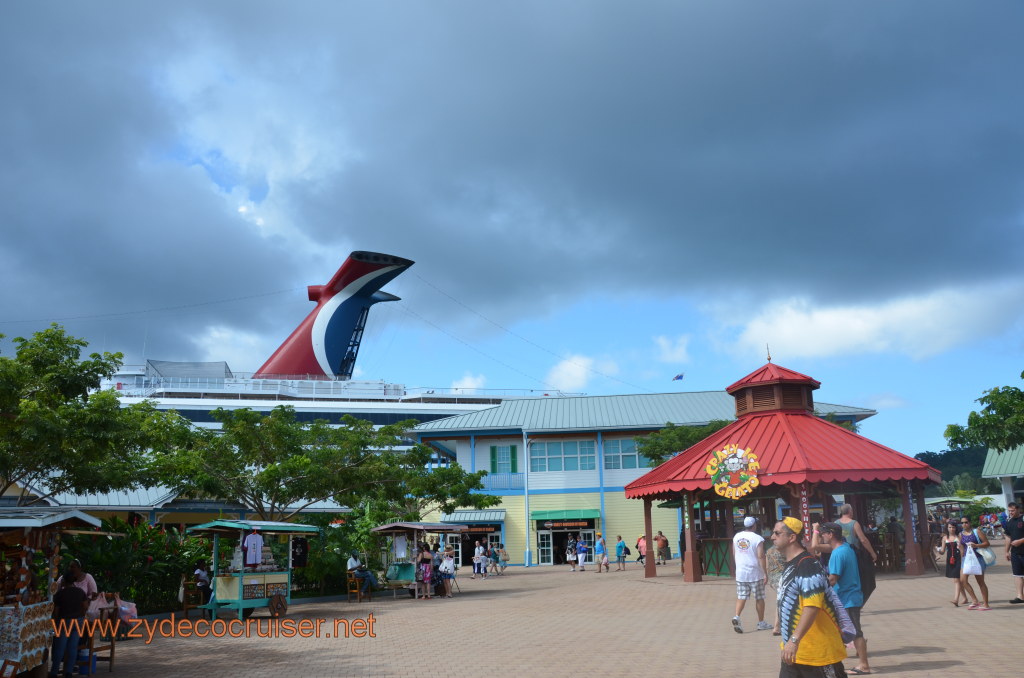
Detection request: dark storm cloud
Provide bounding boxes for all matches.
[2,1,1023,360]
[286,1,1024,311]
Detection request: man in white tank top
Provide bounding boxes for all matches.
[731,516,770,633]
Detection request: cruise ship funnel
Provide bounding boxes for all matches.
[254,251,414,380]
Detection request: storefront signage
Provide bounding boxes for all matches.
[535,519,594,529]
[465,525,500,533]
[706,444,760,499]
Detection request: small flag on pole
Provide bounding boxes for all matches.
[672,373,685,381]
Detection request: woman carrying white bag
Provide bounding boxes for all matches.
[959,516,992,611]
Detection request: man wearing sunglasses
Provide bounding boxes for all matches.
[772,517,848,677]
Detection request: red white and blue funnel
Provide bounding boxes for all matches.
[254,251,413,379]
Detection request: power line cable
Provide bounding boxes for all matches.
[394,302,561,391]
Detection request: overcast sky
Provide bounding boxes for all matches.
[2,2,1022,456]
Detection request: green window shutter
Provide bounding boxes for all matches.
[510,445,518,473]
[490,446,497,473]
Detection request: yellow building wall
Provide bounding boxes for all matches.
[496,491,683,565]
[419,491,684,566]
[600,492,681,557]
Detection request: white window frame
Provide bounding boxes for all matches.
[530,440,596,472]
[603,438,649,470]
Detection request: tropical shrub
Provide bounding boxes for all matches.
[61,517,210,614]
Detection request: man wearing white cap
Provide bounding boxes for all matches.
[732,515,770,633]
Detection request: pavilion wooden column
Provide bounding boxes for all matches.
[901,481,924,575]
[914,480,929,553]
[683,492,701,582]
[759,497,775,525]
[643,498,657,578]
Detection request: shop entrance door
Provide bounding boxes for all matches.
[537,531,553,565]
[579,529,596,564]
[445,534,462,566]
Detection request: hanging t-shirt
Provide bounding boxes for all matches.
[395,535,408,559]
[291,537,308,567]
[243,531,264,566]
[732,530,765,582]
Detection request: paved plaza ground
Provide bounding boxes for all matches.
[108,545,1021,678]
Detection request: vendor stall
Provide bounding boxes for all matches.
[186,519,319,620]
[0,508,102,673]
[370,522,467,599]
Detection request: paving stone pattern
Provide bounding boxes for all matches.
[109,550,1021,677]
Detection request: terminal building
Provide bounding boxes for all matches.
[415,389,874,566]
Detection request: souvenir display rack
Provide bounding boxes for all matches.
[0,508,101,672]
[187,519,320,620]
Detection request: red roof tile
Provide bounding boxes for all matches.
[726,363,820,394]
[625,410,940,499]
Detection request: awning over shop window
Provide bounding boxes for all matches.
[529,509,600,520]
[440,510,507,523]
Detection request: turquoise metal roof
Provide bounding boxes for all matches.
[187,519,320,534]
[414,391,874,434]
[36,484,350,514]
[0,507,101,529]
[440,510,506,523]
[982,445,1024,477]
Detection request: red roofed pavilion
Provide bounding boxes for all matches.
[625,363,940,581]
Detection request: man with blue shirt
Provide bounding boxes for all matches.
[819,522,871,676]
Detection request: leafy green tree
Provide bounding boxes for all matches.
[635,420,732,466]
[945,369,1024,453]
[369,443,500,521]
[150,407,419,522]
[937,471,995,497]
[291,513,352,596]
[0,325,185,503]
[823,413,859,432]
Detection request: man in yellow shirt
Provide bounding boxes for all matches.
[772,517,849,677]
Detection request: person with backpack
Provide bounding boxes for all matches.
[615,535,628,571]
[818,522,872,675]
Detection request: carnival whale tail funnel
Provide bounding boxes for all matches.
[254,251,414,379]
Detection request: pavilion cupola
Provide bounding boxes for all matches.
[725,362,820,418]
